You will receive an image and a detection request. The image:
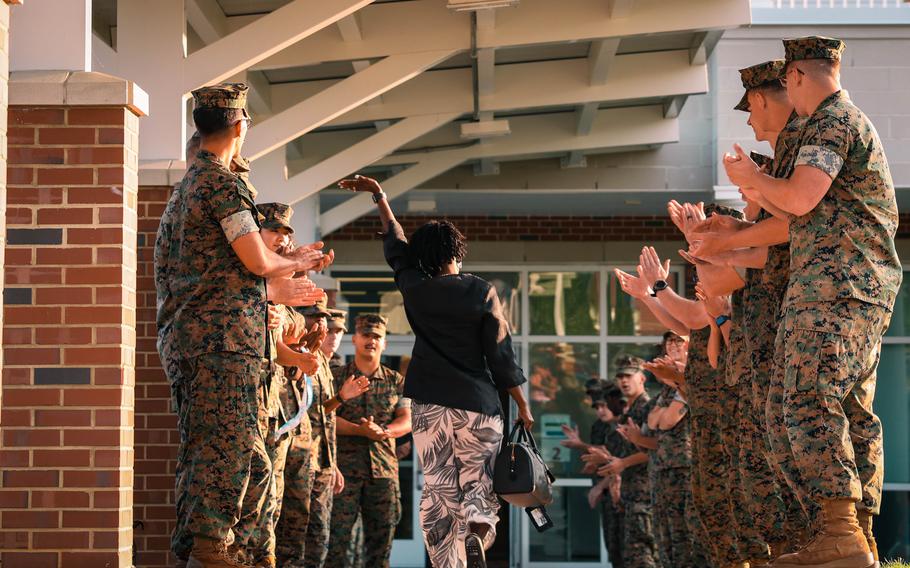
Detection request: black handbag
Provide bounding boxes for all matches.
[493,422,556,508]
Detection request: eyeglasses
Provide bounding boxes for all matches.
[780,65,805,87]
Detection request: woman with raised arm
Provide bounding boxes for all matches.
[339,175,534,568]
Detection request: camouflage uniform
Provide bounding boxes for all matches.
[326,359,409,568]
[615,388,658,568]
[724,289,770,561]
[686,325,742,567]
[770,38,900,520]
[304,350,338,567]
[591,417,624,568]
[154,83,271,556]
[742,88,814,550]
[650,386,705,567]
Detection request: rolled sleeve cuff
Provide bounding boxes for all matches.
[397,397,412,410]
[795,145,844,180]
[221,210,259,243]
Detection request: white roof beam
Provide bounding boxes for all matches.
[271,50,706,129]
[561,151,587,169]
[320,105,677,233]
[184,0,375,92]
[336,13,363,42]
[255,112,461,206]
[663,95,687,119]
[575,102,599,137]
[588,38,620,85]
[245,69,272,117]
[689,29,724,65]
[244,48,458,161]
[251,0,750,70]
[185,0,228,45]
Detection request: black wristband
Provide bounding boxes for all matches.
[372,191,386,203]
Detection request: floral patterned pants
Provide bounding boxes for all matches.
[412,402,504,568]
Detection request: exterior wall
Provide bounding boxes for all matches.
[133,185,177,567]
[0,0,12,418]
[0,101,140,567]
[715,26,910,189]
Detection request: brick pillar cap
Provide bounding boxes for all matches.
[10,70,149,116]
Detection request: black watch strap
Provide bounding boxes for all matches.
[372,191,386,203]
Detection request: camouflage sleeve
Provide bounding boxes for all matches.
[282,304,307,339]
[207,175,258,242]
[795,115,852,179]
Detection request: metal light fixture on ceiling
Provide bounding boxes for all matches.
[447,0,518,11]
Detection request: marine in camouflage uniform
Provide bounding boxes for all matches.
[590,384,626,568]
[326,315,410,568]
[650,385,706,568]
[235,203,309,567]
[765,36,900,567]
[275,299,333,568]
[685,324,742,568]
[155,84,273,562]
[611,356,659,568]
[737,61,814,557]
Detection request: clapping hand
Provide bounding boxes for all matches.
[597,457,627,477]
[359,416,391,441]
[300,322,327,353]
[267,303,285,331]
[616,418,643,446]
[614,268,650,300]
[581,446,613,466]
[560,425,586,450]
[723,143,762,188]
[286,242,335,273]
[638,246,670,285]
[267,276,325,307]
[695,284,730,319]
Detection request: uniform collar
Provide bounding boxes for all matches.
[814,89,848,115]
[194,149,231,172]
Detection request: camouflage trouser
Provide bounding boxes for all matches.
[620,503,658,568]
[325,475,401,568]
[239,422,292,563]
[172,353,272,548]
[303,466,336,568]
[684,481,715,567]
[737,363,798,554]
[165,356,192,562]
[769,300,889,517]
[601,499,624,568]
[719,381,769,561]
[275,435,315,567]
[350,516,364,568]
[653,467,700,568]
[690,405,742,566]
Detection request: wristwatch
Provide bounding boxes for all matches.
[372,191,387,203]
[715,314,731,327]
[650,280,669,297]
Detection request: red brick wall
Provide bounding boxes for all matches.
[0,105,139,568]
[327,214,681,241]
[133,185,175,567]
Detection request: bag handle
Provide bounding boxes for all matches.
[508,421,541,452]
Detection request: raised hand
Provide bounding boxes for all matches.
[560,425,586,450]
[723,143,761,188]
[695,284,730,319]
[300,322,327,353]
[639,246,670,284]
[581,446,613,466]
[267,303,285,331]
[267,276,325,307]
[286,242,335,273]
[338,174,382,194]
[339,375,370,401]
[614,268,650,300]
[597,457,626,477]
[290,349,319,376]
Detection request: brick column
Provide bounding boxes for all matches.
[0,72,147,568]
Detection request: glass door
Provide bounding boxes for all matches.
[335,340,425,567]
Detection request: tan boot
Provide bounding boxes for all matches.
[773,500,873,568]
[187,538,253,568]
[855,510,880,568]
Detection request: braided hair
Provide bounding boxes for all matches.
[408,220,467,277]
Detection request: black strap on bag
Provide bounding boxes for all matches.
[493,421,556,532]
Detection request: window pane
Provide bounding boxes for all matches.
[529,272,601,336]
[528,342,600,479]
[606,270,680,336]
[885,270,910,337]
[876,344,910,485]
[473,271,522,335]
[877,490,910,561]
[333,271,412,335]
[528,486,603,563]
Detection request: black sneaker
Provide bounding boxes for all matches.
[465,533,486,568]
